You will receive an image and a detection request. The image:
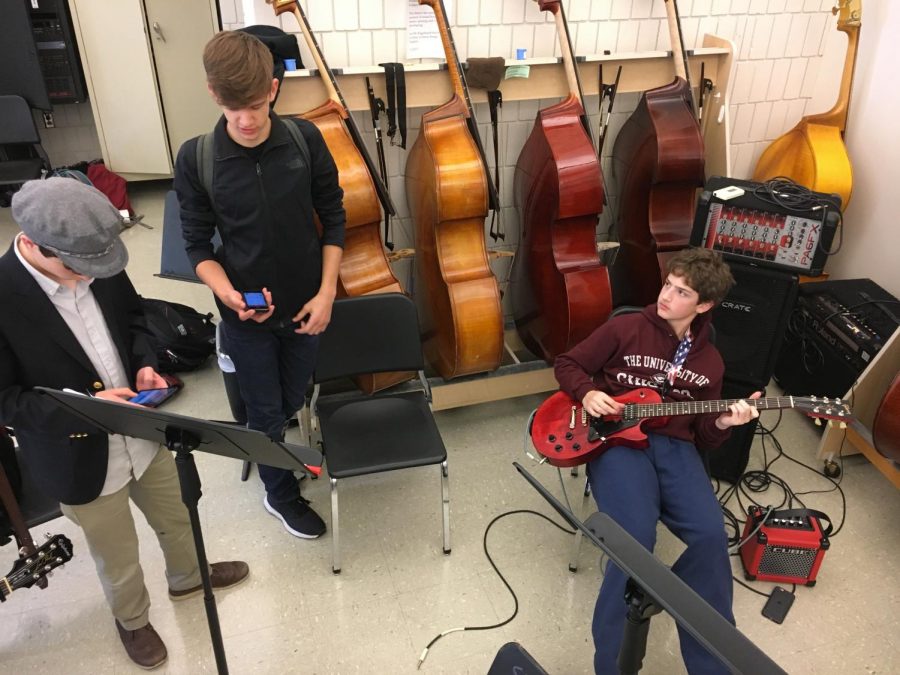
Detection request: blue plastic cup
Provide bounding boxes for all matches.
[284,58,297,71]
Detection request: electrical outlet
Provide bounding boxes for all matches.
[42,112,55,128]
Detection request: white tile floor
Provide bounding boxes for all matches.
[1,183,898,674]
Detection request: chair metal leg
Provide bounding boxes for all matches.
[568,476,592,572]
[330,477,341,574]
[240,461,251,482]
[440,460,451,554]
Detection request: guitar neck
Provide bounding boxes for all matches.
[627,396,798,419]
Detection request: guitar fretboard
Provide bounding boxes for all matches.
[624,396,796,419]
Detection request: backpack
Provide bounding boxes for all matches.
[195,117,311,199]
[139,298,216,373]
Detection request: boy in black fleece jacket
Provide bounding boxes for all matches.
[555,248,759,674]
[174,31,346,540]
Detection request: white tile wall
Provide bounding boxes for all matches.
[32,103,103,169]
[222,0,842,274]
[39,0,843,294]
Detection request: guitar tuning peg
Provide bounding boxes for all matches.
[839,421,847,429]
[827,420,834,427]
[814,418,822,426]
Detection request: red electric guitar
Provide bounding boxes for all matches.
[531,389,853,467]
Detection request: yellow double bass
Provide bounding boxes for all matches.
[753,1,860,207]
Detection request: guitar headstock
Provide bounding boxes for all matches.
[833,1,862,31]
[795,396,854,428]
[2,534,73,598]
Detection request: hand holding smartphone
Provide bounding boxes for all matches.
[128,387,179,408]
[242,291,270,313]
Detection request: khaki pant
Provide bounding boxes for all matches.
[61,448,201,630]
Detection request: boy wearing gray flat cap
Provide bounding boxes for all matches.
[0,178,249,670]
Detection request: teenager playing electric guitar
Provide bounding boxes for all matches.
[554,248,759,674]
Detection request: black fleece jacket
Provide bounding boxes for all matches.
[174,113,345,326]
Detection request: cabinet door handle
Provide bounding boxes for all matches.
[152,22,166,42]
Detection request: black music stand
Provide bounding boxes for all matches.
[513,462,787,675]
[36,387,322,675]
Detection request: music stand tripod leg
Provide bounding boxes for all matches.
[617,578,663,675]
[167,428,229,675]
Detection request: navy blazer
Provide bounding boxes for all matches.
[0,245,157,505]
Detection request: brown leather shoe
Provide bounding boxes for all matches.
[115,621,167,670]
[168,560,250,600]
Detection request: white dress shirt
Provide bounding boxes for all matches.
[15,235,158,496]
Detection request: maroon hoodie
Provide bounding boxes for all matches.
[554,304,731,449]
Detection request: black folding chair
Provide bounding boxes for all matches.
[309,293,450,573]
[0,95,50,189]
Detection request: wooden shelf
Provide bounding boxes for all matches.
[276,46,732,111]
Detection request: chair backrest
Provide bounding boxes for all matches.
[0,95,41,146]
[314,293,424,383]
[611,304,716,345]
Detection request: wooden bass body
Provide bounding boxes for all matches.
[752,117,852,208]
[406,95,503,379]
[298,100,410,393]
[512,94,611,362]
[610,77,705,307]
[752,1,860,208]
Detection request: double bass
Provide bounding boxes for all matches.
[268,0,409,392]
[511,0,612,363]
[753,1,860,208]
[609,0,705,308]
[405,0,504,379]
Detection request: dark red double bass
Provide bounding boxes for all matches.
[511,0,612,363]
[609,0,705,307]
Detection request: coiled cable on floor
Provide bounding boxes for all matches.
[416,508,575,669]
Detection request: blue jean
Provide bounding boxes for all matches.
[587,434,734,675]
[219,320,318,504]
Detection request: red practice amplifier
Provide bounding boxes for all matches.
[739,506,832,586]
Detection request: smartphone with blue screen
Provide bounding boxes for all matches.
[242,291,269,312]
[128,387,179,408]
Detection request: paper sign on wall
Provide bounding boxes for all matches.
[407,0,454,60]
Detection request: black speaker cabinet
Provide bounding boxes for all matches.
[704,379,760,484]
[711,263,798,388]
[774,278,900,398]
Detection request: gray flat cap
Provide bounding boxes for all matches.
[11,177,128,278]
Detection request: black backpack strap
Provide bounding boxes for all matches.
[280,118,311,174]
[195,131,215,199]
[196,121,310,201]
